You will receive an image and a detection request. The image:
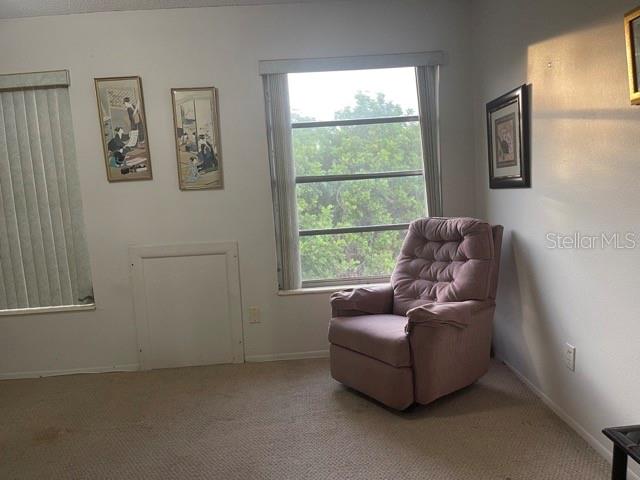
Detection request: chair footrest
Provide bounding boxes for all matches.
[330,344,414,410]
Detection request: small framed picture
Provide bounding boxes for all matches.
[94,76,152,182]
[625,6,640,104]
[486,85,530,189]
[171,87,223,190]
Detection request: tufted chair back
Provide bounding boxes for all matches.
[391,217,497,316]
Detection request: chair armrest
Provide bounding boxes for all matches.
[406,300,493,332]
[330,284,394,317]
[408,302,496,404]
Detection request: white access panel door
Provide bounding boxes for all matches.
[130,242,244,370]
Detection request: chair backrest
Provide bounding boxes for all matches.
[391,217,499,316]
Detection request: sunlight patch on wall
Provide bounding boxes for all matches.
[525,20,639,191]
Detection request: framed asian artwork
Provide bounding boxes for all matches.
[95,76,152,181]
[486,84,530,189]
[171,87,223,190]
[624,6,640,104]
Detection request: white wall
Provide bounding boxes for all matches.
[471,0,640,465]
[0,0,475,376]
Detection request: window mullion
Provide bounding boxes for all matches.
[299,223,410,237]
[291,115,419,129]
[295,170,423,184]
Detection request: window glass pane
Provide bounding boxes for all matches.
[285,66,424,285]
[293,122,422,176]
[288,67,418,122]
[297,176,426,231]
[300,230,406,282]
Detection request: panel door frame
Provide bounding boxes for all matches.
[129,242,244,369]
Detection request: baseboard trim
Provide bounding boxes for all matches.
[245,349,329,362]
[502,360,640,480]
[0,363,140,380]
[0,351,331,378]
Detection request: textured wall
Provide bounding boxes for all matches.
[471,0,640,467]
[0,0,327,19]
[0,0,476,376]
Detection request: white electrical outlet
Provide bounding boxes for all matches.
[565,343,576,371]
[248,306,261,324]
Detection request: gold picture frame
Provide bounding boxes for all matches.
[94,76,152,181]
[624,7,640,105]
[171,87,223,191]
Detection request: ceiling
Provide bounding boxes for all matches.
[0,0,335,19]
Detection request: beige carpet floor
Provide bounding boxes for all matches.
[0,359,609,479]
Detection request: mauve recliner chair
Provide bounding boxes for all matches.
[328,217,503,410]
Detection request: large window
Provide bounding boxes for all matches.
[288,68,426,285]
[262,53,442,290]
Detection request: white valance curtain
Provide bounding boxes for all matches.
[0,70,93,310]
[262,53,444,290]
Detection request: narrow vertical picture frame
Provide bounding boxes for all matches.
[94,76,153,182]
[171,87,223,190]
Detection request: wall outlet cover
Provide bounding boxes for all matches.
[565,343,576,371]
[248,306,261,324]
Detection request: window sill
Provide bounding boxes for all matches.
[0,303,96,317]
[278,282,388,296]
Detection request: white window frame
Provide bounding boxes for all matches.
[261,52,445,290]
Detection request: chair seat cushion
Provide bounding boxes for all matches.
[328,314,411,367]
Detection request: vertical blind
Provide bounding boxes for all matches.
[262,54,444,290]
[263,73,302,290]
[0,70,93,310]
[416,64,443,217]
